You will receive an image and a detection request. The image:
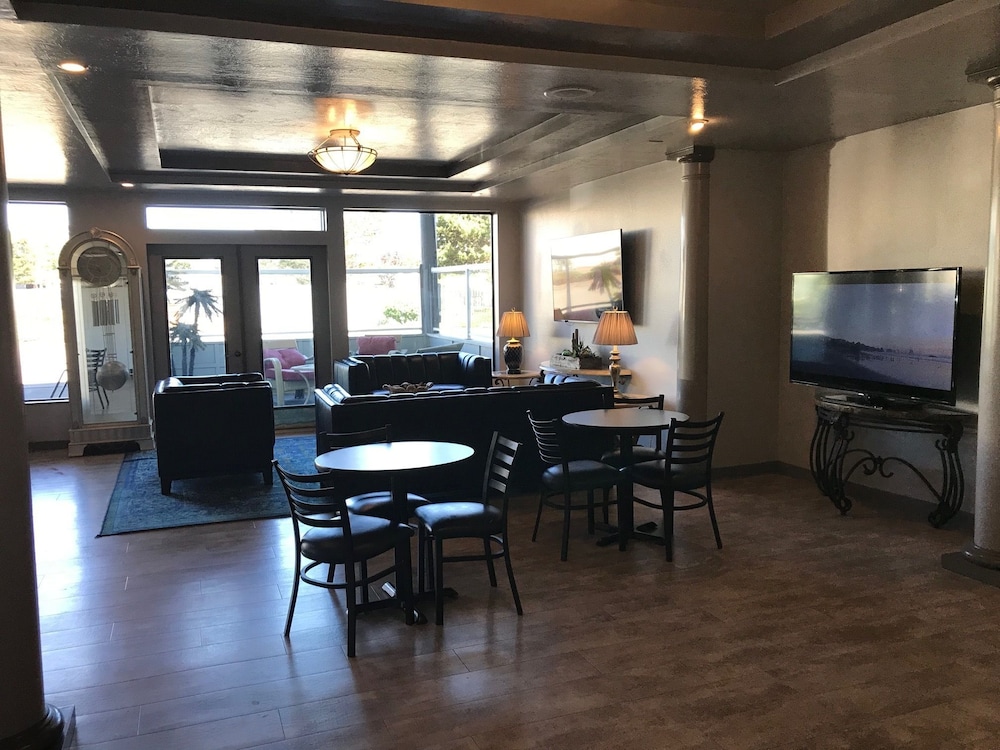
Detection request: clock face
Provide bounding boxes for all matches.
[75,242,126,287]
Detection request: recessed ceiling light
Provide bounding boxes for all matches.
[120,182,135,188]
[688,118,708,133]
[57,61,88,74]
[543,85,597,101]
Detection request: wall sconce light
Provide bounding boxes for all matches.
[688,118,708,134]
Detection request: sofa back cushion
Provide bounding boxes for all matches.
[317,381,613,497]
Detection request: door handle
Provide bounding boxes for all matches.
[233,351,242,357]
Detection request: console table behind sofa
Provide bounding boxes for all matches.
[315,379,614,499]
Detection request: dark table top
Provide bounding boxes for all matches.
[563,407,687,432]
[314,440,474,474]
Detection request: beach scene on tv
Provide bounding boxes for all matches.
[551,230,623,322]
[791,275,956,392]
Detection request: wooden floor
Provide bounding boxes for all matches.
[29,449,1000,749]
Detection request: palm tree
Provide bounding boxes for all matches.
[168,322,202,376]
[172,289,221,376]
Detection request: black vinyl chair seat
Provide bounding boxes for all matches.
[631,462,708,493]
[414,502,503,538]
[541,460,620,490]
[345,491,429,519]
[300,513,405,561]
[602,446,667,468]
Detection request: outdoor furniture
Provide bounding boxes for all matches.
[356,335,399,355]
[263,347,314,406]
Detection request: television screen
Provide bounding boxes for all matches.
[790,267,961,405]
[551,229,624,322]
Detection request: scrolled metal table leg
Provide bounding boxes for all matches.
[811,409,853,515]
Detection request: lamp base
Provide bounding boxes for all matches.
[608,349,622,394]
[503,339,523,374]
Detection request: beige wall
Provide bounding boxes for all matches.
[776,103,994,506]
[522,161,685,405]
[522,154,784,467]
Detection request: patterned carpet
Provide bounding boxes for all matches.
[98,434,316,536]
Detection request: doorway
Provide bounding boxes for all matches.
[147,244,330,408]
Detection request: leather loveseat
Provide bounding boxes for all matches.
[314,375,614,499]
[333,351,491,395]
[152,373,276,494]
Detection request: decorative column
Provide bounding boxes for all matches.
[943,70,1000,584]
[0,108,67,745]
[669,145,715,420]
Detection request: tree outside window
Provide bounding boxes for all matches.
[9,202,69,400]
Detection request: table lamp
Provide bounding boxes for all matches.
[496,309,530,373]
[593,308,637,393]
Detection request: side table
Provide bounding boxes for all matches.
[811,394,976,527]
[492,370,540,386]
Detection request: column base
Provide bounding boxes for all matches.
[0,704,74,750]
[942,544,1000,587]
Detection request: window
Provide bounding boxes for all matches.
[343,211,494,342]
[9,202,70,400]
[146,206,325,231]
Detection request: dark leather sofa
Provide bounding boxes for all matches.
[333,351,492,394]
[314,375,614,499]
[152,373,276,494]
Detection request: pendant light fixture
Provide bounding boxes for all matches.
[308,128,377,175]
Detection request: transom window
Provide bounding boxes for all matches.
[145,206,325,232]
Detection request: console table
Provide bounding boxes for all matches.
[810,394,975,527]
[540,361,631,384]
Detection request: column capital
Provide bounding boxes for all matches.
[666,145,715,163]
[966,64,1000,89]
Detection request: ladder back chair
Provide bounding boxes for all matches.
[274,460,414,657]
[631,412,725,562]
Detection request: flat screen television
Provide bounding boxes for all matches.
[790,267,961,405]
[551,229,624,322]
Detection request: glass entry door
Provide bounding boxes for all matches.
[148,244,329,408]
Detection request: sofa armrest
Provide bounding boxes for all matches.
[334,357,372,394]
[457,351,492,388]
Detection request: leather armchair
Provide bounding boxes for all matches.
[152,373,276,494]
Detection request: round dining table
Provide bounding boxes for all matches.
[563,408,687,550]
[315,440,475,621]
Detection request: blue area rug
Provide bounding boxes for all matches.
[98,434,316,536]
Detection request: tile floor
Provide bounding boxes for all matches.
[28,449,1000,749]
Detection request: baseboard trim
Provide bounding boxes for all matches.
[718,461,975,527]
